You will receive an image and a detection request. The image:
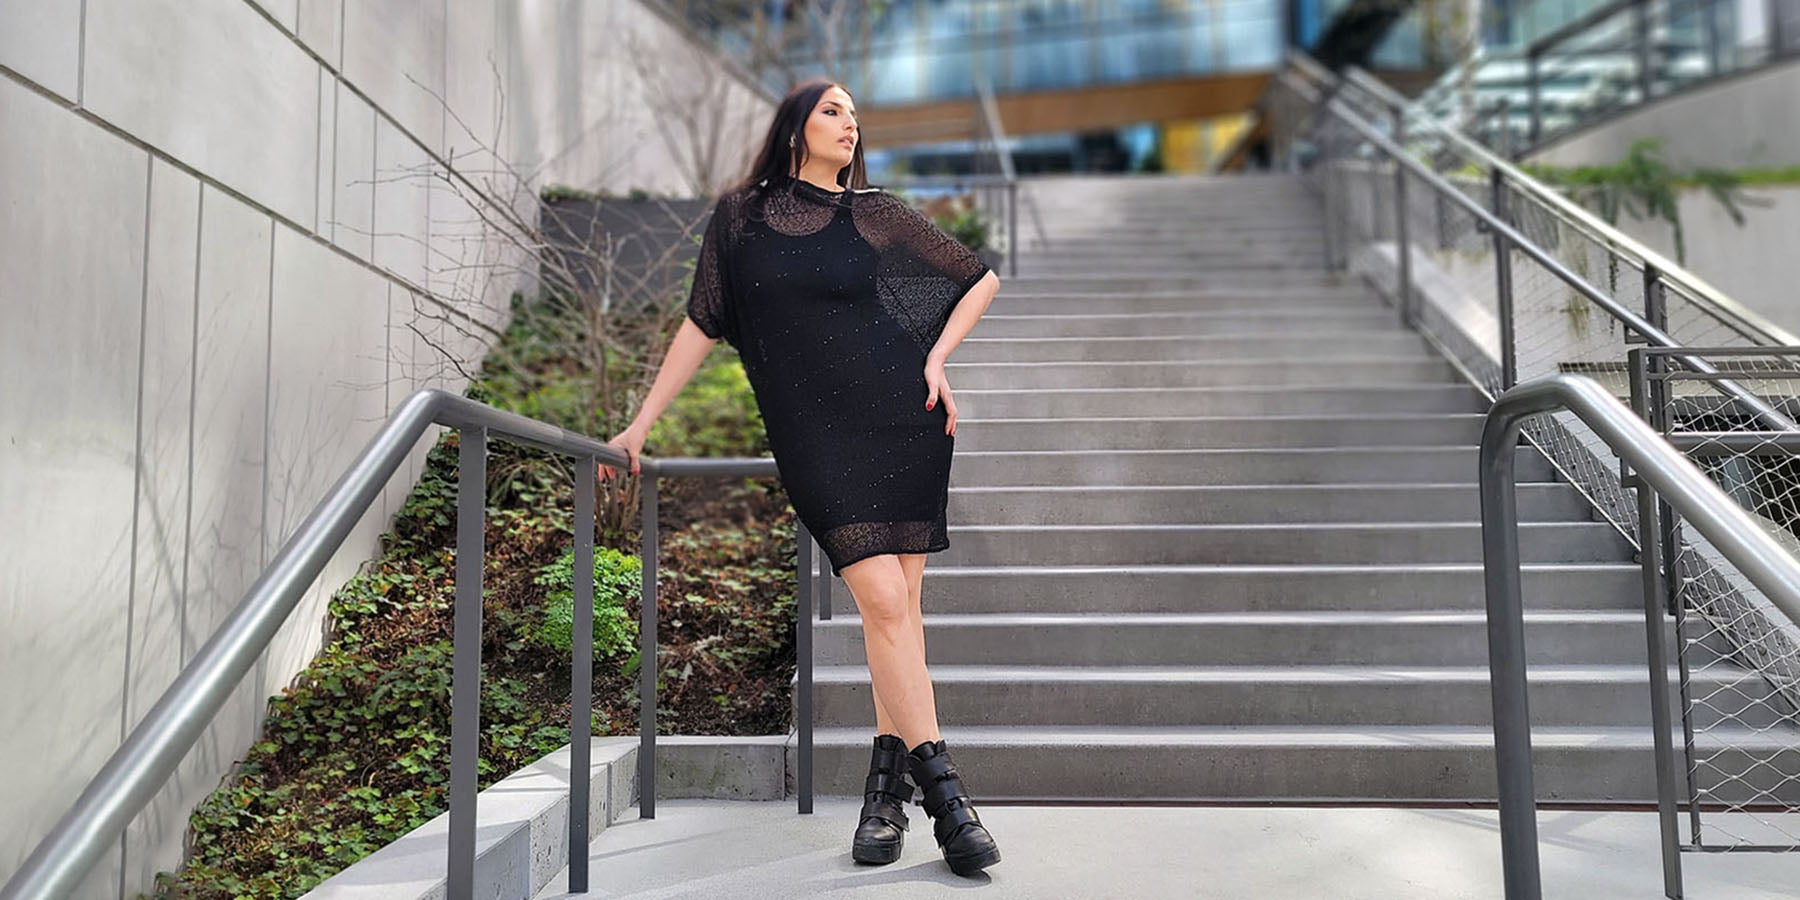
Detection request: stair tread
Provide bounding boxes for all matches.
[815,610,1644,627]
[810,664,1738,682]
[804,724,1795,749]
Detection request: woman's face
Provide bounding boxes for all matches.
[800,86,858,171]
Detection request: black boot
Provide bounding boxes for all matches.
[851,733,914,864]
[906,738,1001,876]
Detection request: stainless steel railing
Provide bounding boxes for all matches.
[1273,50,1800,899]
[1304,50,1800,353]
[1479,374,1800,900]
[1274,67,1794,431]
[1,388,830,900]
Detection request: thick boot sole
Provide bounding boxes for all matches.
[852,838,903,865]
[944,844,1001,876]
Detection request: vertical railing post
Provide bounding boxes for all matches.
[796,523,815,814]
[1635,0,1655,101]
[1492,169,1518,390]
[1496,97,1513,160]
[1391,102,1414,327]
[1770,0,1787,59]
[1528,51,1543,146]
[568,456,595,892]
[1479,409,1545,900]
[1704,0,1722,76]
[1628,350,1687,900]
[638,472,658,819]
[1321,145,1339,270]
[818,536,833,620]
[1007,180,1019,278]
[449,427,487,900]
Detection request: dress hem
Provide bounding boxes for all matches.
[826,539,951,578]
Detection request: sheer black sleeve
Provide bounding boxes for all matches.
[686,193,740,348]
[855,190,994,356]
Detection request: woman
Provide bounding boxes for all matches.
[598,78,1003,877]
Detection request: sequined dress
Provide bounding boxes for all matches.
[684,172,993,577]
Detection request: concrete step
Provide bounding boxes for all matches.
[1017,250,1330,265]
[933,522,1633,566]
[972,309,1400,337]
[988,290,1372,313]
[950,333,1436,362]
[946,358,1458,389]
[808,664,1771,729]
[811,564,1645,613]
[799,725,1800,803]
[947,446,1557,486]
[946,483,1595,524]
[993,273,1363,292]
[949,414,1489,449]
[815,610,1655,666]
[956,385,1486,417]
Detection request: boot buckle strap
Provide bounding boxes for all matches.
[920,773,967,813]
[930,801,982,846]
[859,795,910,831]
[864,769,913,799]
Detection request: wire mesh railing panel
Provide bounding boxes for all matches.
[1271,51,1800,881]
[1646,348,1800,849]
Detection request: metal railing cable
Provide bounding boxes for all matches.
[1,388,828,900]
[1481,374,1800,900]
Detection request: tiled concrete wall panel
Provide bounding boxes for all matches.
[248,0,297,32]
[262,227,394,691]
[120,158,203,893]
[182,185,276,796]
[84,0,320,227]
[0,2,774,895]
[330,81,378,259]
[374,113,433,288]
[444,1,504,182]
[0,74,147,900]
[0,0,83,102]
[342,0,447,157]
[298,0,345,69]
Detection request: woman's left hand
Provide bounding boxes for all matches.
[924,357,957,436]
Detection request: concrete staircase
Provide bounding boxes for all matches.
[800,174,1766,803]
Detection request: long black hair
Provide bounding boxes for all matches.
[728,78,869,198]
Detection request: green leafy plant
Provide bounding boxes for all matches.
[526,545,640,658]
[1525,139,1754,264]
[934,199,992,254]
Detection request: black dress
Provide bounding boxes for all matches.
[684,172,993,577]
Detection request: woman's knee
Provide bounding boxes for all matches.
[844,555,911,629]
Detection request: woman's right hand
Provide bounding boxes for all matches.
[599,423,646,484]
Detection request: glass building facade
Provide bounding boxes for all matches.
[690,0,1288,105]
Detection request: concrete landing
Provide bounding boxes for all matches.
[532,799,1799,899]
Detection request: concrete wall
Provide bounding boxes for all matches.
[1602,185,1800,340]
[1524,59,1800,341]
[0,2,772,896]
[1530,59,1800,171]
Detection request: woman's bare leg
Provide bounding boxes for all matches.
[842,553,940,748]
[869,553,928,738]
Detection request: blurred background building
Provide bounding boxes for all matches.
[652,0,1460,178]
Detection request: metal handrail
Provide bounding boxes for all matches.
[1279,69,1799,432]
[1290,48,1800,349]
[0,388,822,900]
[1479,374,1800,900]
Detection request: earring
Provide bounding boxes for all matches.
[789,135,795,147]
